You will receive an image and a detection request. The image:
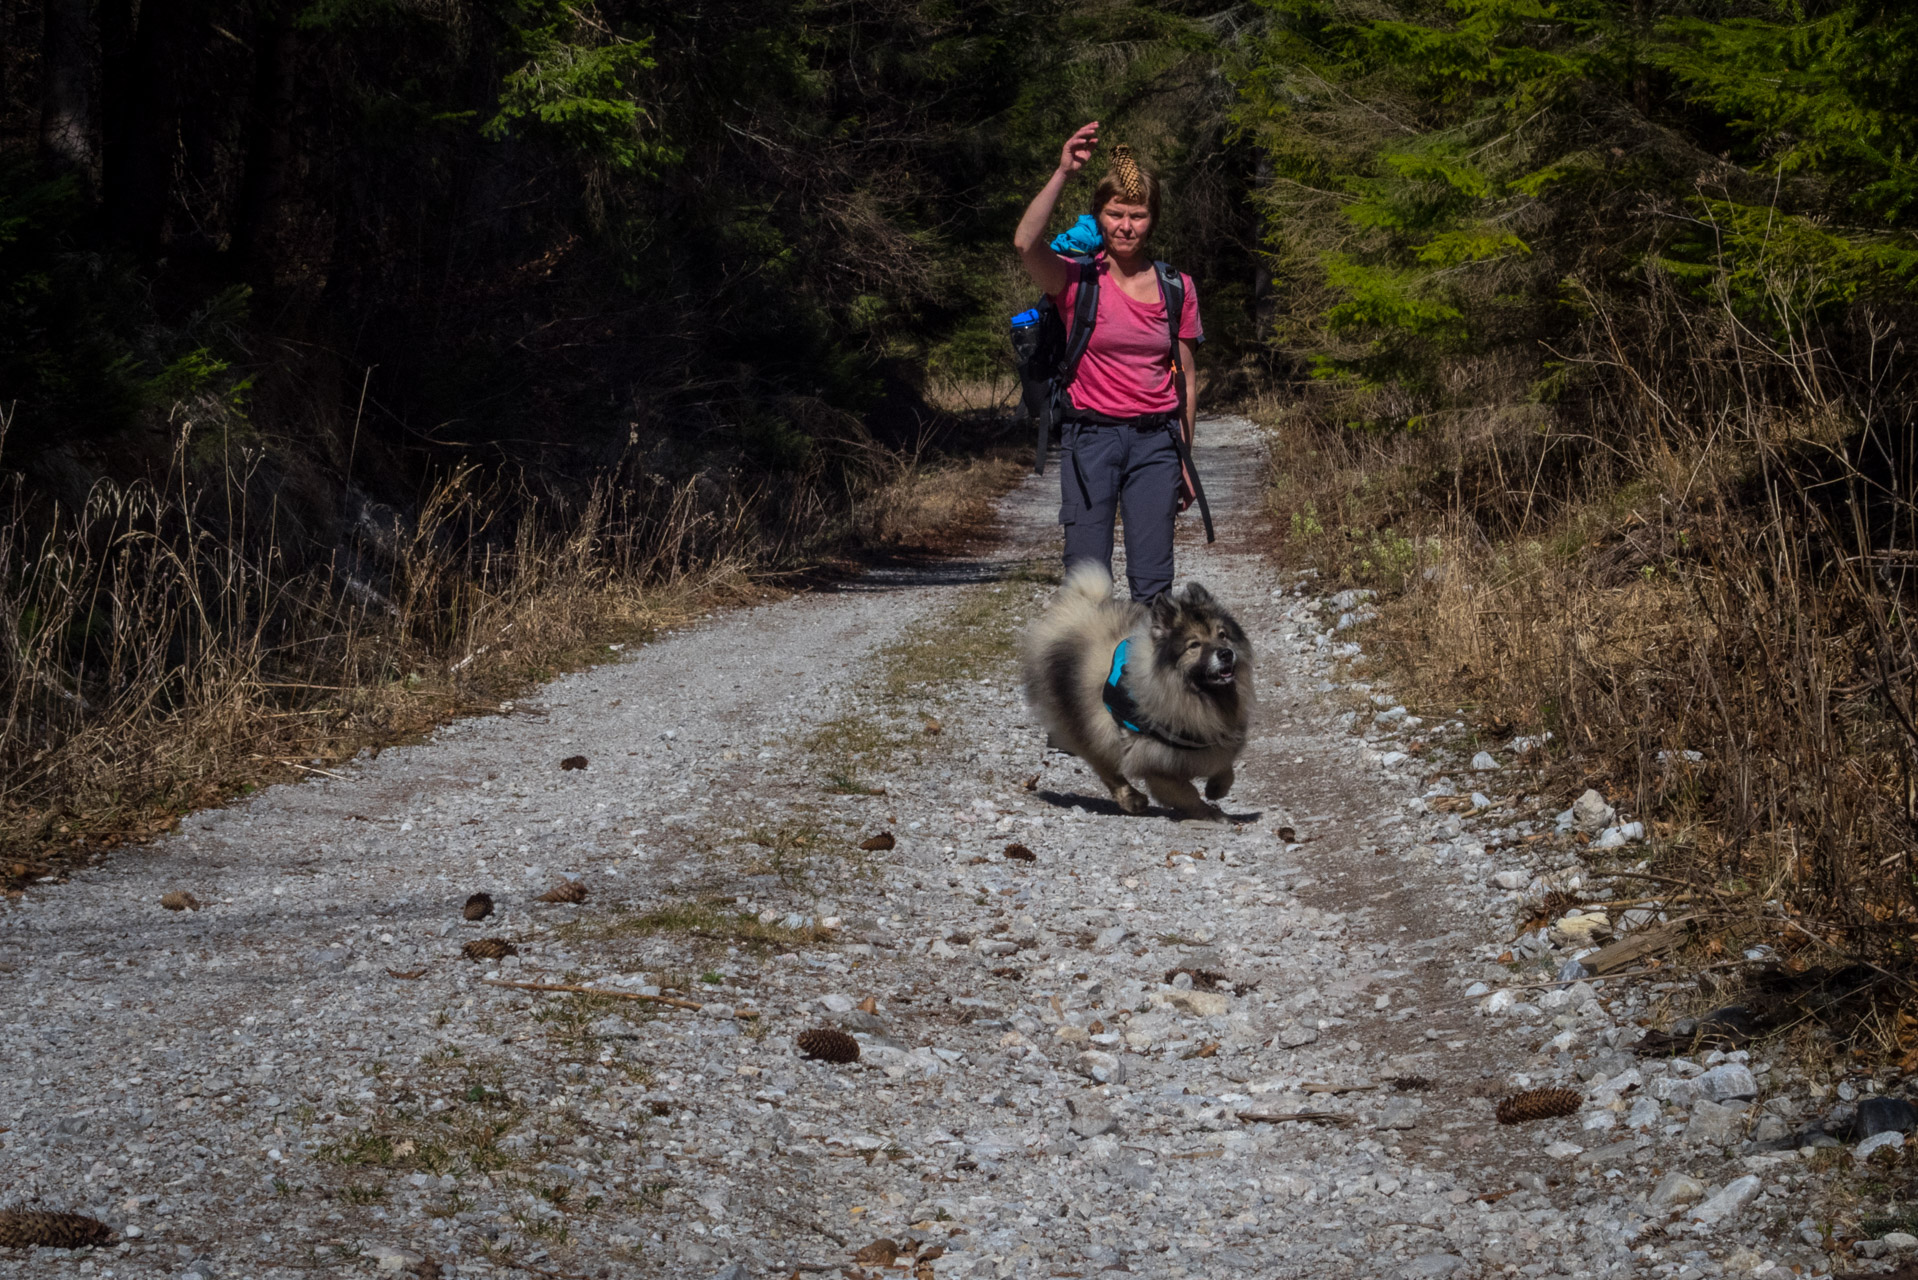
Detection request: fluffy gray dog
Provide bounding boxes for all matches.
[1021,566,1254,821]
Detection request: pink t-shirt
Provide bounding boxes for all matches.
[1049,254,1202,417]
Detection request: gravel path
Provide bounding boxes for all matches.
[0,418,1840,1279]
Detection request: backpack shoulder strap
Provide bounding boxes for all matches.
[1152,260,1185,356]
[1057,257,1101,387]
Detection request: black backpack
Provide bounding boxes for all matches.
[1009,257,1212,540]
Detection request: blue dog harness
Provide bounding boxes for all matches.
[1102,639,1213,750]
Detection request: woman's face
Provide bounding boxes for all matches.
[1097,200,1152,258]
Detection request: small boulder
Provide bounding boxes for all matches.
[1074,1050,1128,1085]
[1649,1171,1706,1210]
[1552,913,1609,946]
[1151,989,1230,1017]
[1686,1098,1746,1147]
[1471,752,1499,772]
[1858,1096,1918,1138]
[1688,1174,1761,1226]
[368,1246,424,1274]
[1697,1063,1758,1102]
[1067,1099,1119,1138]
[1571,788,1616,831]
[1856,1130,1905,1161]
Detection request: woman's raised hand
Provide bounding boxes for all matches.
[1058,122,1100,175]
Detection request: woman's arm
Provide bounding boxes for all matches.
[1014,122,1100,297]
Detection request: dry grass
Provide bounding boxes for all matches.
[1253,271,1918,1005]
[0,410,1022,886]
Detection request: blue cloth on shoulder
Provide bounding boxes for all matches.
[1048,215,1103,255]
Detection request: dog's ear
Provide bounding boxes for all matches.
[1148,590,1179,636]
[1179,582,1215,610]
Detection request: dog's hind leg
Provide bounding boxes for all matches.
[1088,762,1148,815]
[1204,767,1235,801]
[1146,774,1226,822]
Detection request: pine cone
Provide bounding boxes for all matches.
[1389,1076,1433,1092]
[796,1027,860,1064]
[0,1210,112,1249]
[535,879,586,904]
[1003,843,1036,862]
[1109,144,1147,203]
[559,755,588,771]
[160,891,200,911]
[462,938,516,962]
[462,893,494,921]
[860,832,896,852]
[1495,1087,1581,1124]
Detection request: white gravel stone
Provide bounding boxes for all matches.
[1650,1172,1707,1209]
[1571,788,1616,831]
[1857,1130,1906,1160]
[1689,1174,1762,1225]
[1698,1063,1759,1101]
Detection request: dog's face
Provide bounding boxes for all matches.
[1148,584,1248,692]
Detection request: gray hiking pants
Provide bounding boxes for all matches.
[1059,417,1181,601]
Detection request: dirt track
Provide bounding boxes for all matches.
[0,417,1820,1279]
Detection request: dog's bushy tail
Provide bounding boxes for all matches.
[1059,562,1115,607]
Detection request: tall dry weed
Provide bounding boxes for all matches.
[0,406,1014,878]
[1259,234,1918,961]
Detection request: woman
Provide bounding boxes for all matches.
[1014,121,1202,602]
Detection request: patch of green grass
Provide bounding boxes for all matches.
[513,1209,572,1244]
[699,970,724,984]
[601,898,823,948]
[337,1182,387,1205]
[797,564,1041,794]
[879,577,1026,697]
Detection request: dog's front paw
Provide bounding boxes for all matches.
[1114,784,1149,815]
[1204,769,1235,801]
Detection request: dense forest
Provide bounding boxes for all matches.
[5,0,1918,961]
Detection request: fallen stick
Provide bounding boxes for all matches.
[481,978,759,1019]
[1235,1111,1356,1127]
[1303,1082,1379,1095]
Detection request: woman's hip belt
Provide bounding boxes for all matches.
[1062,410,1176,430]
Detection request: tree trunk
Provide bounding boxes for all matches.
[231,2,294,279]
[99,0,136,220]
[38,0,95,178]
[103,0,194,253]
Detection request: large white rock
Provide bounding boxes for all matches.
[1571,788,1616,831]
[1649,1171,1706,1209]
[1686,1098,1747,1146]
[1856,1130,1906,1161]
[1149,988,1231,1017]
[1689,1174,1762,1225]
[1074,1050,1128,1085]
[1697,1063,1758,1102]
